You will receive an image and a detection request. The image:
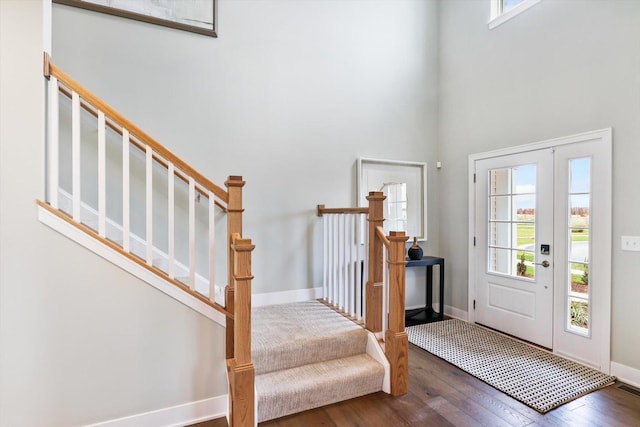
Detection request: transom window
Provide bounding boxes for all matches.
[489,0,542,29]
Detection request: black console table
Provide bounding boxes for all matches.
[405,256,444,326]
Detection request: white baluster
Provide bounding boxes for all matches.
[348,214,356,317]
[97,111,106,237]
[122,129,130,252]
[330,215,337,305]
[145,146,153,265]
[355,214,364,320]
[167,162,175,279]
[188,177,196,290]
[382,245,389,337]
[344,214,351,313]
[323,214,328,302]
[338,214,345,310]
[47,77,59,209]
[208,191,215,300]
[71,91,81,222]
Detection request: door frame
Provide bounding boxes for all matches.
[467,128,612,370]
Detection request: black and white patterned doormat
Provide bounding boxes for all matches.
[406,319,616,413]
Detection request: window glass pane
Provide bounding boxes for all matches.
[489,196,511,221]
[487,163,536,280]
[569,297,589,331]
[569,236,589,264]
[514,222,535,248]
[490,222,510,247]
[489,247,511,274]
[503,0,525,13]
[516,250,534,278]
[512,164,536,194]
[489,168,510,195]
[566,157,591,336]
[570,262,588,295]
[513,195,535,221]
[570,157,591,193]
[570,194,590,228]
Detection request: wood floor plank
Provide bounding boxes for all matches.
[189,344,640,427]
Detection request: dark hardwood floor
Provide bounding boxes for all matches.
[191,343,640,427]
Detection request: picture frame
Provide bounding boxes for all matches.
[357,158,428,241]
[53,0,217,37]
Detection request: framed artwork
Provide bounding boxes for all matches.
[357,158,428,240]
[54,0,217,37]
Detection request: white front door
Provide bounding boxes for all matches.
[474,149,554,348]
[469,129,612,372]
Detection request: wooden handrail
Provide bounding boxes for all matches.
[316,204,369,217]
[375,225,391,248]
[43,53,228,204]
[55,84,227,212]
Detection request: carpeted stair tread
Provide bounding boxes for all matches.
[252,300,368,374]
[256,353,384,422]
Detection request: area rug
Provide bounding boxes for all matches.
[406,319,616,413]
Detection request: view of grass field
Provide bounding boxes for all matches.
[513,213,590,289]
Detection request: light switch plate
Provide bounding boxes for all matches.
[621,236,640,252]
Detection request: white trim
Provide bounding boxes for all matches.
[252,287,323,307]
[366,332,390,394]
[489,0,541,30]
[611,362,640,389]
[84,395,228,427]
[38,204,226,326]
[443,304,468,322]
[468,128,611,163]
[406,303,469,322]
[468,128,612,369]
[357,157,428,241]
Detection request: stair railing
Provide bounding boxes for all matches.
[42,53,255,426]
[317,191,409,396]
[316,204,369,320]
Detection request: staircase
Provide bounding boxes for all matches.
[253,300,386,422]
[40,54,410,427]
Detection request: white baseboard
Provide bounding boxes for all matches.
[38,205,226,327]
[253,287,323,307]
[85,395,228,427]
[443,304,468,321]
[406,303,468,322]
[611,361,640,388]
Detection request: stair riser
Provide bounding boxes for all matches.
[256,354,384,422]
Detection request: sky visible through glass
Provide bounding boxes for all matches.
[503,0,525,13]
[514,161,590,210]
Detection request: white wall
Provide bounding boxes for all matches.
[438,0,640,371]
[51,0,441,297]
[0,2,228,426]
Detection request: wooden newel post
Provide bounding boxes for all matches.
[228,237,255,427]
[225,176,245,359]
[366,191,385,333]
[386,231,409,396]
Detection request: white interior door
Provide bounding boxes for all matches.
[469,129,612,372]
[474,149,554,349]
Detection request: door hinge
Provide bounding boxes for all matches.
[473,173,476,183]
[473,300,476,310]
[473,237,476,246]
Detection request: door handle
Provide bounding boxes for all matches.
[534,260,550,268]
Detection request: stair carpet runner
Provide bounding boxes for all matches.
[252,300,385,422]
